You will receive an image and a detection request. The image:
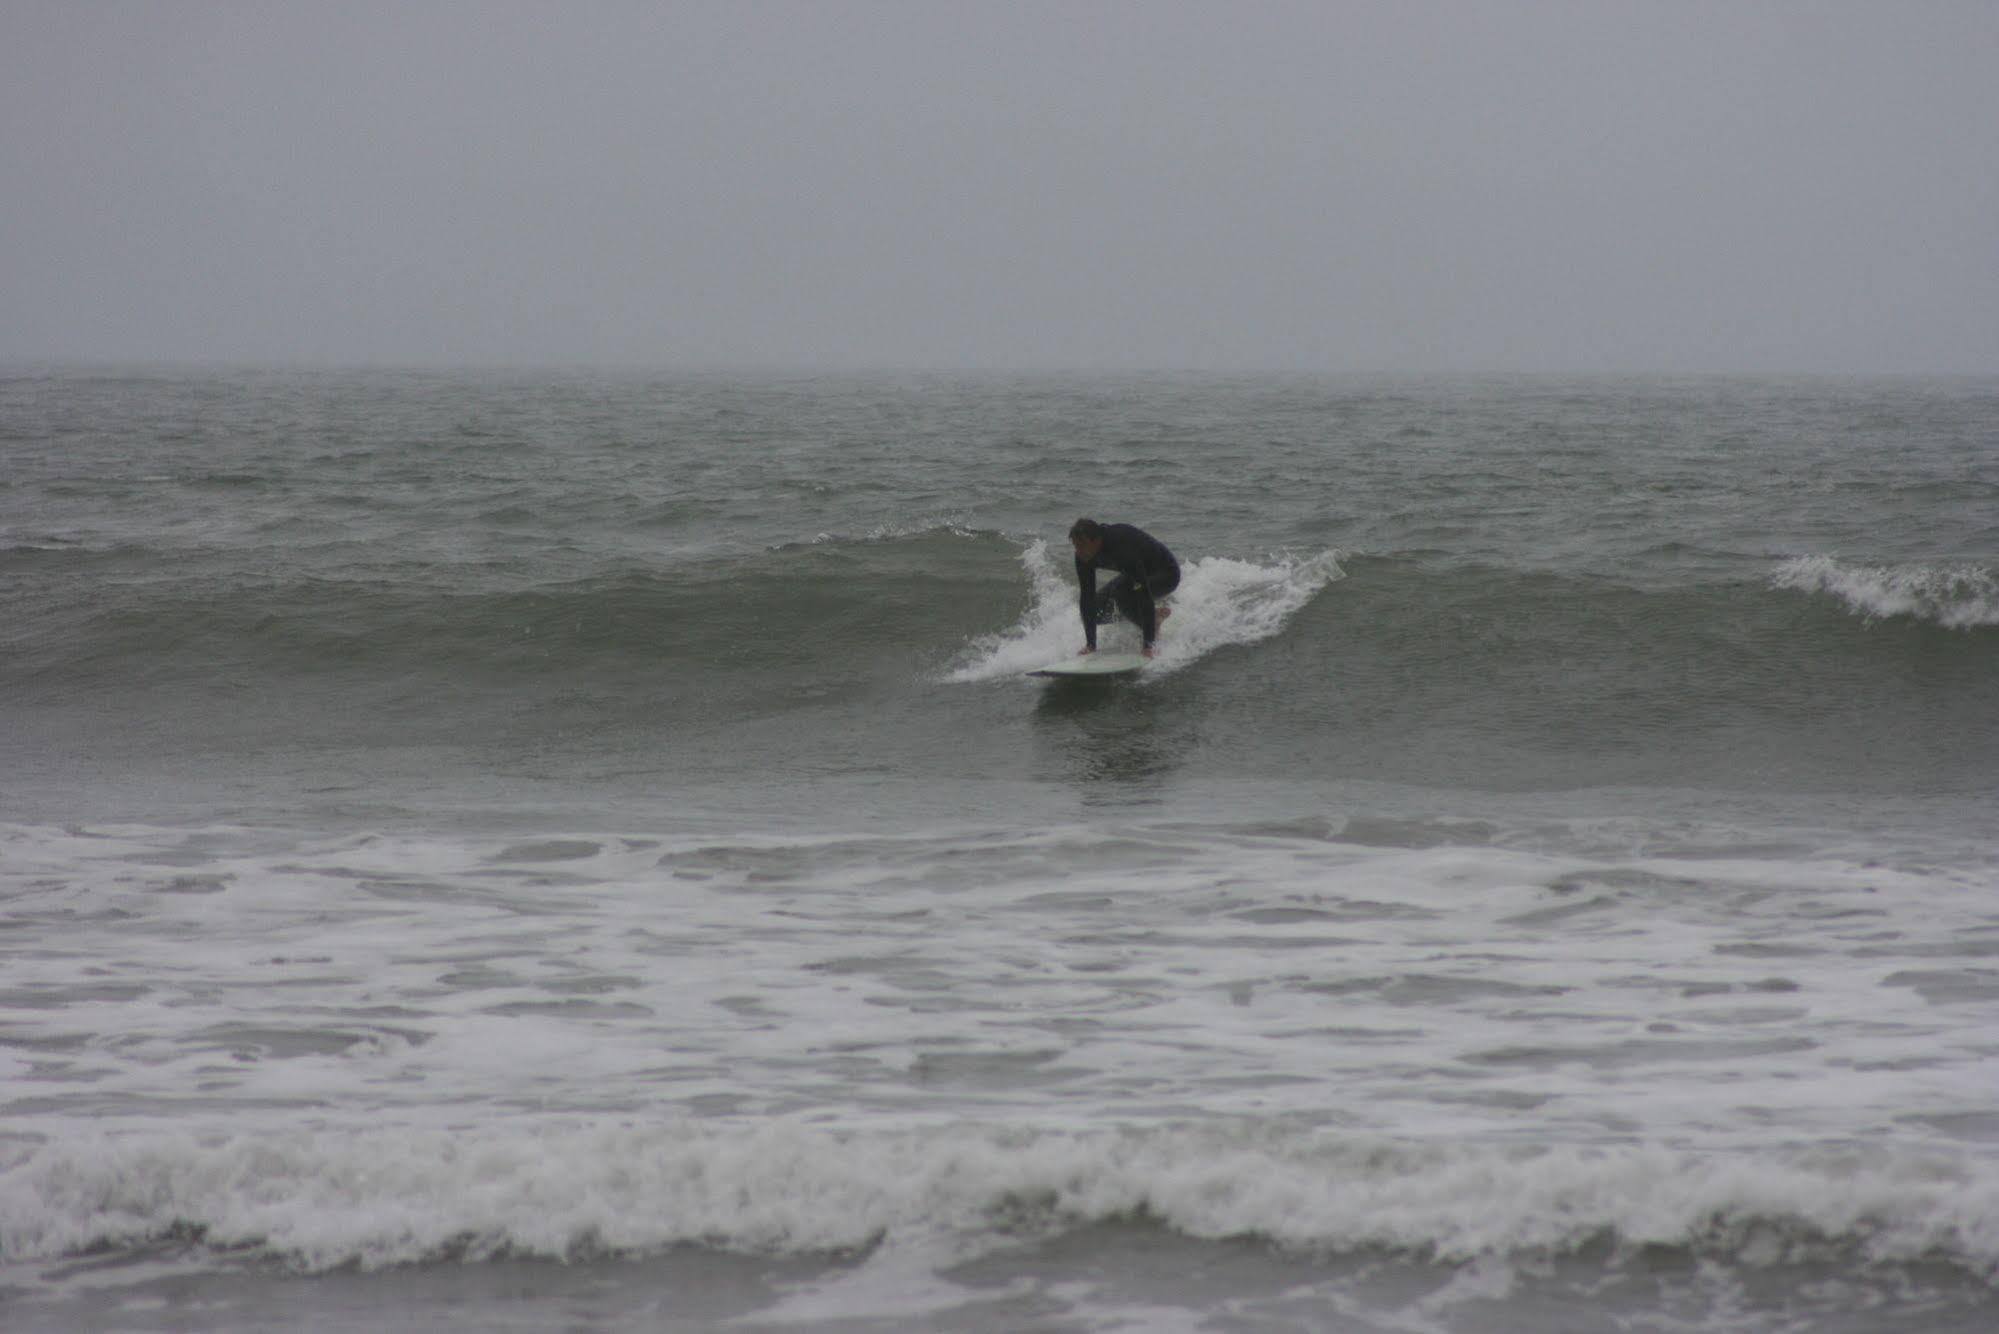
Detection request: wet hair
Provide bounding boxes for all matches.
[1068,518,1104,543]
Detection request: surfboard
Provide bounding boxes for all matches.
[1030,652,1147,679]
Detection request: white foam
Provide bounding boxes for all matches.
[5,1121,1997,1274]
[6,816,1998,1295]
[1773,555,1999,629]
[947,541,1343,681]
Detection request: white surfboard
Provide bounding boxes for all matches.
[1029,651,1147,679]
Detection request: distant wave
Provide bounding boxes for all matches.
[6,1121,1996,1275]
[1773,556,1999,629]
[782,518,991,548]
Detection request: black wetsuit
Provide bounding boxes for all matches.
[1077,523,1180,650]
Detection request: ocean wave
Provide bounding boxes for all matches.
[5,1121,1996,1276]
[0,528,1032,692]
[1773,556,1999,629]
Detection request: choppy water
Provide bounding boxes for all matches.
[2,368,1996,1331]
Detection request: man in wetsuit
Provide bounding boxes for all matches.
[1070,517,1180,659]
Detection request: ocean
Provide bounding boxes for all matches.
[1,367,1995,1331]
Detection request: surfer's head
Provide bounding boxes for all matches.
[1069,517,1104,560]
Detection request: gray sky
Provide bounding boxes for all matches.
[4,1,1995,372]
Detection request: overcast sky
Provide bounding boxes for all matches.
[4,1,1995,373]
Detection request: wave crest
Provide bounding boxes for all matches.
[6,1122,1997,1275]
[1774,556,1999,629]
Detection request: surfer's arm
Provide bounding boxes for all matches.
[1076,557,1097,651]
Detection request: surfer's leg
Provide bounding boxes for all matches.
[1145,565,1179,626]
[1107,577,1156,634]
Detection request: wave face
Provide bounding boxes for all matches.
[0,524,1027,690]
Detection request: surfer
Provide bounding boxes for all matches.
[1070,518,1180,658]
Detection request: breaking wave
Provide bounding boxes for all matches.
[1774,556,1999,629]
[5,1121,1996,1277]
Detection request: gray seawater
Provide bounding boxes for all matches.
[2,368,1996,1331]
